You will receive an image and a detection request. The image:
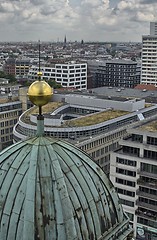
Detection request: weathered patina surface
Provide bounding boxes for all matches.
[0,137,131,240]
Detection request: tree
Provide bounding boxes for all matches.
[0,71,17,83]
[47,79,62,89]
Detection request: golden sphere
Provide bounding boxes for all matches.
[27,80,53,106]
[37,71,43,76]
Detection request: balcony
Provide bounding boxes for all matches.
[137,170,157,180]
[135,209,157,221]
[137,179,157,189]
[136,200,157,212]
[136,190,157,201]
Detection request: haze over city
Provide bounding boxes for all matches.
[0,0,157,42]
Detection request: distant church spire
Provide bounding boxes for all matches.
[64,35,67,44]
[63,35,67,49]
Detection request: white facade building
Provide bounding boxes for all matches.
[150,22,157,36]
[141,35,157,86]
[141,22,157,86]
[28,62,87,90]
[110,117,157,239]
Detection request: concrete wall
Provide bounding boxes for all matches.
[53,93,145,112]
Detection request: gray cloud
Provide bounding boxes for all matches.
[140,0,157,4]
[0,0,156,42]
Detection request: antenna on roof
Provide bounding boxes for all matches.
[38,40,42,82]
[27,39,53,137]
[39,40,41,75]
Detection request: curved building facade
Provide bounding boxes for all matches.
[13,96,157,175]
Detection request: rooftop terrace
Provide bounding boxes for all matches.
[0,96,19,104]
[63,110,129,127]
[139,120,157,132]
[22,101,129,127]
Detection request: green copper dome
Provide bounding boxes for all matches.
[0,136,132,240]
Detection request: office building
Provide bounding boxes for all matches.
[28,62,87,90]
[15,58,31,77]
[0,97,22,150]
[110,116,157,239]
[3,57,16,75]
[141,22,157,86]
[88,59,140,88]
[104,60,140,88]
[150,22,157,36]
[3,58,31,77]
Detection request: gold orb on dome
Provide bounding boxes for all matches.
[27,80,53,106]
[37,71,43,77]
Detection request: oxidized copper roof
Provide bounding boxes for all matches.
[0,136,131,240]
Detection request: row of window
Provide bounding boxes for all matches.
[137,217,157,229]
[116,177,136,187]
[1,127,13,135]
[147,136,157,146]
[90,144,116,159]
[123,146,139,157]
[144,149,157,160]
[0,119,17,127]
[1,134,13,142]
[116,167,136,177]
[0,104,22,113]
[116,157,137,167]
[139,197,157,206]
[81,131,124,151]
[56,69,86,73]
[116,187,135,197]
[120,198,134,207]
[139,186,157,196]
[56,65,86,69]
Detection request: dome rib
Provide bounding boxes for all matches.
[45,141,77,240]
[56,150,96,239]
[23,143,39,240]
[0,142,31,240]
[56,145,105,238]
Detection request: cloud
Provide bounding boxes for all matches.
[140,0,157,4]
[0,0,156,41]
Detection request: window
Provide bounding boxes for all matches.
[123,146,139,156]
[116,157,136,167]
[139,186,157,196]
[141,162,157,174]
[62,66,67,69]
[120,198,134,207]
[137,217,157,229]
[147,136,157,145]
[116,188,135,197]
[116,168,136,177]
[132,134,143,143]
[116,178,136,187]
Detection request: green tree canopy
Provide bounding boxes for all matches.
[0,71,16,83]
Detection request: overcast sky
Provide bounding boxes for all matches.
[0,0,157,42]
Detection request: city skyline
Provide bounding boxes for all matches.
[0,0,157,42]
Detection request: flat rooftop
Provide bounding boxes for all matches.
[139,120,157,132]
[24,102,129,127]
[90,86,157,104]
[0,96,19,104]
[63,110,129,127]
